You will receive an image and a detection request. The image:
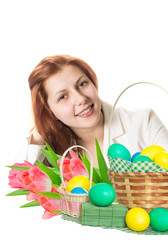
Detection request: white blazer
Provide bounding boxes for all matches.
[14,100,168,166]
[102,101,168,165]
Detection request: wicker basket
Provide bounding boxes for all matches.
[107,82,168,213]
[108,171,168,213]
[58,145,93,218]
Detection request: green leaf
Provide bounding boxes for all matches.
[49,209,61,214]
[93,168,102,180]
[41,142,61,170]
[79,152,102,184]
[40,149,58,169]
[79,152,90,174]
[6,166,29,171]
[6,189,29,196]
[52,183,60,189]
[51,168,61,176]
[20,201,40,208]
[36,160,61,186]
[95,138,111,185]
[34,191,61,200]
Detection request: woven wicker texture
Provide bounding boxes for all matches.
[108,171,168,212]
[59,187,89,218]
[58,145,93,218]
[107,83,168,213]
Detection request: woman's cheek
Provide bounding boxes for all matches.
[58,105,74,120]
[85,87,99,102]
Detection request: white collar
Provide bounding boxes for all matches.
[101,100,124,164]
[102,100,124,140]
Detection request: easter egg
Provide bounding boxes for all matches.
[153,152,168,169]
[71,187,87,194]
[108,143,131,161]
[149,208,168,232]
[125,207,150,231]
[140,145,166,160]
[66,175,90,193]
[88,183,116,207]
[131,152,141,162]
[133,155,153,163]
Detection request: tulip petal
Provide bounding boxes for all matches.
[8,163,27,189]
[16,161,52,193]
[42,209,59,219]
[57,151,88,182]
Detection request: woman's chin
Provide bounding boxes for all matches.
[75,114,103,130]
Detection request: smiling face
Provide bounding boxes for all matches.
[44,64,102,134]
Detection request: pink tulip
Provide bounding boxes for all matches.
[8,163,27,189]
[16,161,52,192]
[28,187,60,219]
[57,150,88,181]
[40,187,60,219]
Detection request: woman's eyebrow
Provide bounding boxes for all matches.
[75,75,84,86]
[55,75,84,96]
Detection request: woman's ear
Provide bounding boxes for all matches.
[57,120,63,129]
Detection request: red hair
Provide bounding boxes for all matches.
[28,55,98,155]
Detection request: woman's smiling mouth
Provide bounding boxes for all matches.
[76,104,94,118]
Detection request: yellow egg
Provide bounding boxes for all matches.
[153,152,168,169]
[66,175,90,192]
[140,145,166,160]
[126,207,150,231]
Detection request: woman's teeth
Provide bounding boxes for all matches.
[78,105,92,116]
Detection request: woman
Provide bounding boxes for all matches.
[17,55,168,167]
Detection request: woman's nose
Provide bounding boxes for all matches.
[72,90,87,105]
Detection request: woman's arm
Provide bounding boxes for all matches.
[29,128,45,145]
[13,129,46,164]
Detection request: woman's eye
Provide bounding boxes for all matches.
[79,81,88,88]
[58,94,66,101]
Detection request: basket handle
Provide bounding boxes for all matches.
[108,81,168,147]
[59,145,93,190]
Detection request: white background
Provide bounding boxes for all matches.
[1,0,168,239]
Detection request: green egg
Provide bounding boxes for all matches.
[133,155,153,163]
[107,143,131,161]
[149,208,168,232]
[88,183,116,207]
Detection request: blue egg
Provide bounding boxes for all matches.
[71,187,87,194]
[131,152,141,162]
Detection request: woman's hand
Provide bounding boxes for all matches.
[29,128,45,145]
